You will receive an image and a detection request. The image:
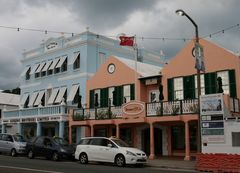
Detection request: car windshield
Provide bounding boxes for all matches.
[13,135,26,142]
[111,139,129,147]
[53,137,68,145]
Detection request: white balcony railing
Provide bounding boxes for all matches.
[3,105,68,119]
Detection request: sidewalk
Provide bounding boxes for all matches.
[147,157,196,172]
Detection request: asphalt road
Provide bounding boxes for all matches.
[0,154,196,173]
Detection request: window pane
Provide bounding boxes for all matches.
[174,78,183,100]
[123,85,131,103]
[217,71,230,94]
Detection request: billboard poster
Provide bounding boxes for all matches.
[200,94,225,143]
[200,94,224,115]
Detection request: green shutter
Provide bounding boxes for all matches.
[229,70,236,97]
[115,86,123,106]
[89,90,94,108]
[100,88,108,107]
[183,75,195,99]
[167,79,174,101]
[130,84,135,100]
[204,72,217,94]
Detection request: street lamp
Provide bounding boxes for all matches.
[176,9,201,153]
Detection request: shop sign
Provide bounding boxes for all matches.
[122,101,145,116]
[46,41,58,50]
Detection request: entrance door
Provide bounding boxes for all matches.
[142,128,162,156]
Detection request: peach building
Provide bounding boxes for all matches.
[69,39,240,160]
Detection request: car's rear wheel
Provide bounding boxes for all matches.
[10,149,17,157]
[79,153,88,164]
[115,154,125,167]
[28,150,34,159]
[52,152,60,161]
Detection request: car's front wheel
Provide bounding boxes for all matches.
[28,150,34,159]
[115,154,125,167]
[79,153,88,164]
[52,152,60,161]
[10,149,17,157]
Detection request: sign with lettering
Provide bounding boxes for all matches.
[122,101,145,119]
[46,41,58,50]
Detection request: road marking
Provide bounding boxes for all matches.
[0,165,63,173]
[149,167,197,172]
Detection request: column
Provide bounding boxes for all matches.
[59,121,65,138]
[1,124,6,133]
[17,123,22,135]
[149,123,155,160]
[90,125,94,137]
[55,125,59,137]
[76,127,82,143]
[184,121,190,161]
[116,124,120,138]
[36,122,42,136]
[69,125,72,144]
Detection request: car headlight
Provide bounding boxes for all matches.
[126,150,136,156]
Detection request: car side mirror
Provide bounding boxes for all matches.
[107,143,113,148]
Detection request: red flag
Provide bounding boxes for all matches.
[119,36,134,46]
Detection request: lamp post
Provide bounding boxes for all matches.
[176,9,201,153]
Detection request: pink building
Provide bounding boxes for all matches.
[69,39,240,160]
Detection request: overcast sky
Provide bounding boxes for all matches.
[0,0,239,90]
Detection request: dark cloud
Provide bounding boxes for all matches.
[0,0,239,89]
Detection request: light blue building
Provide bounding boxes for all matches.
[2,31,164,142]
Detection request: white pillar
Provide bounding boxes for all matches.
[1,124,6,133]
[59,121,65,138]
[36,122,42,136]
[17,123,22,135]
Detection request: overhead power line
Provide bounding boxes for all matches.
[0,23,239,42]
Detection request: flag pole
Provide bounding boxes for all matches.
[134,35,138,101]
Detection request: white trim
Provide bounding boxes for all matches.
[58,72,94,81]
[67,85,79,102]
[41,60,52,72]
[47,88,59,105]
[48,58,60,70]
[34,90,45,106]
[20,66,31,77]
[55,56,67,68]
[55,87,67,103]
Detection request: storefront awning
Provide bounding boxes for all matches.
[28,92,39,107]
[48,58,60,70]
[47,88,59,105]
[20,93,29,106]
[35,62,46,73]
[30,63,40,75]
[20,66,31,77]
[55,56,67,68]
[41,60,53,72]
[70,52,80,65]
[55,87,67,103]
[67,84,79,102]
[34,90,45,106]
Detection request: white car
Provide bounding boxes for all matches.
[75,137,147,167]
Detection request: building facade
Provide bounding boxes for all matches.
[2,31,163,141]
[68,39,240,160]
[0,93,20,133]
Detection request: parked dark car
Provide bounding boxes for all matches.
[26,136,75,161]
